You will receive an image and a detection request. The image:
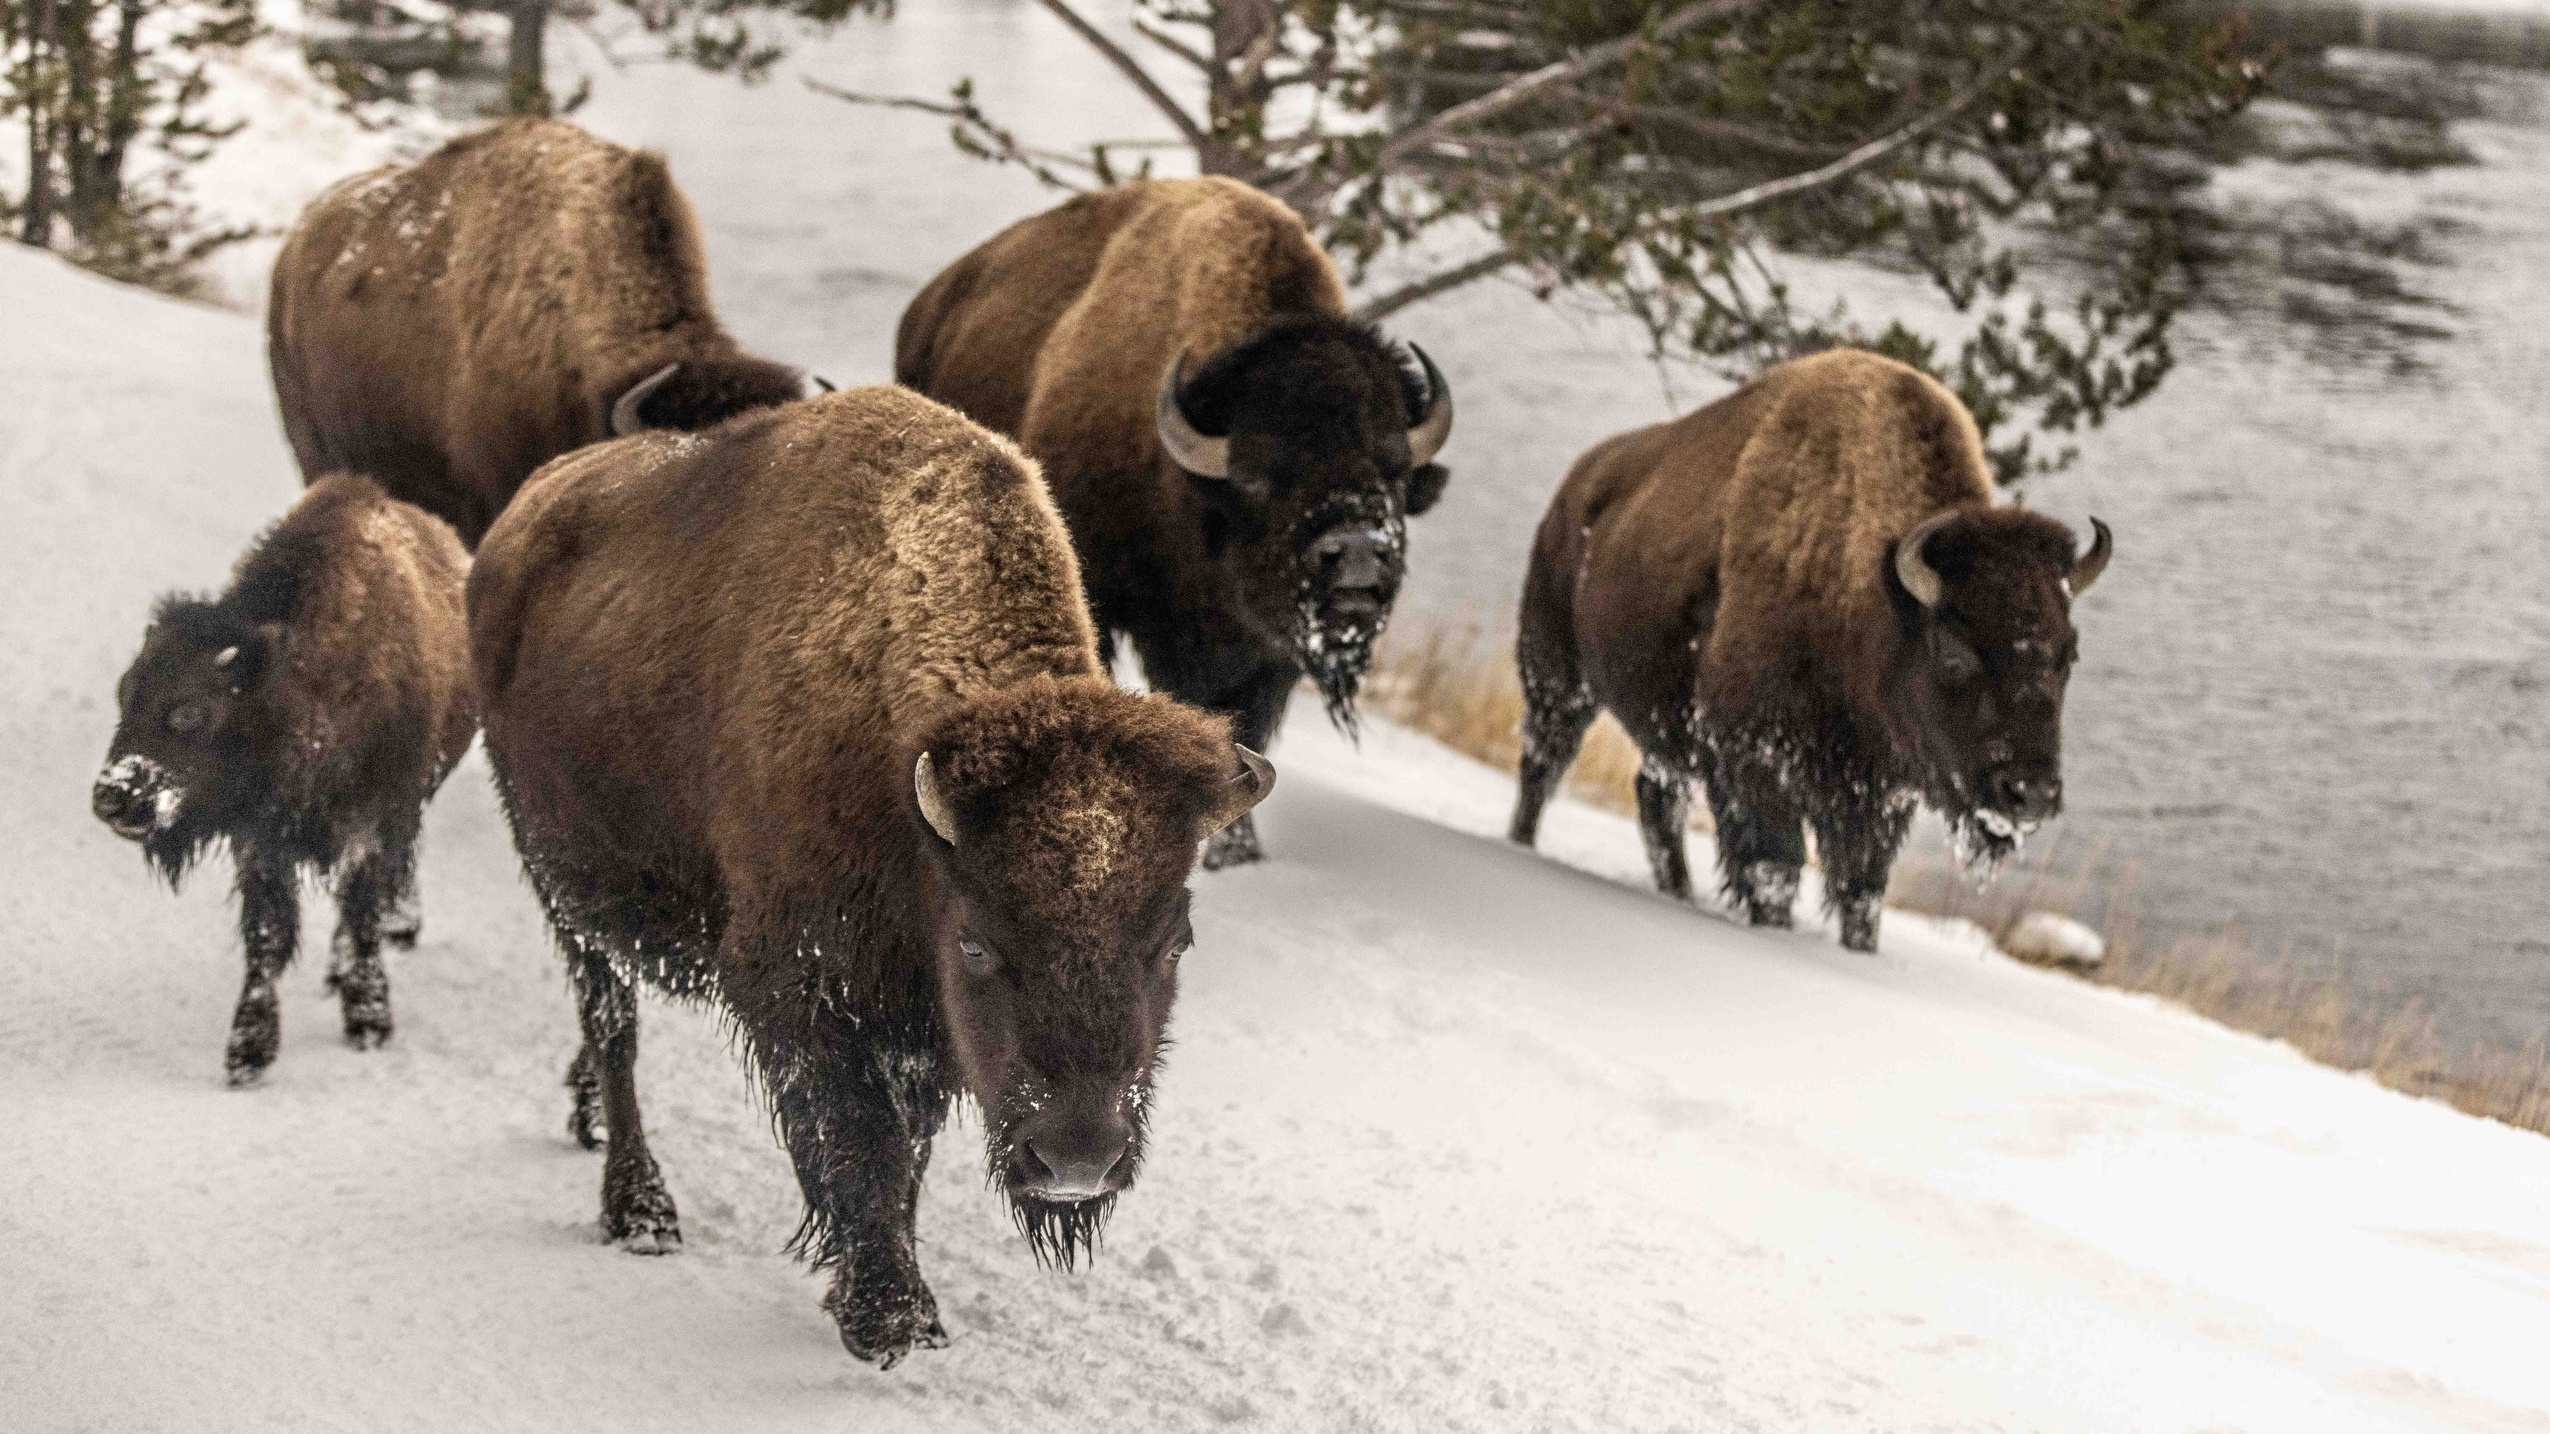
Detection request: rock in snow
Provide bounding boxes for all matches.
[5,245,2550,1434]
[2004,912,2109,969]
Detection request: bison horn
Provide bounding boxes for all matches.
[1156,350,1232,480]
[2069,517,2113,597]
[1212,744,1277,829]
[811,374,838,395]
[914,752,960,847]
[612,363,681,437]
[1405,343,1454,467]
[1894,509,1962,611]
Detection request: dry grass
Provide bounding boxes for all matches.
[1367,617,2550,1140]
[1360,619,1697,826]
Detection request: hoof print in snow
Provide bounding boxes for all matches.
[1260,1302,1308,1337]
[1138,1245,1179,1281]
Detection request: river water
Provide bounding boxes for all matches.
[552,1,2550,1053]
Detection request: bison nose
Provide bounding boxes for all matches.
[1990,770,2062,824]
[1311,528,1391,606]
[1023,1121,1131,1202]
[92,779,148,835]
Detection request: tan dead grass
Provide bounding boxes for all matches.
[1368,617,2550,1139]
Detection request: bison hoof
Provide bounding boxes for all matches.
[603,1162,681,1254]
[337,981,394,1049]
[826,1278,948,1368]
[1742,899,1794,929]
[225,993,281,1085]
[1837,895,1881,954]
[1200,814,1263,870]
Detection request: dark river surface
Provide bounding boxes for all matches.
[556,0,2550,1053]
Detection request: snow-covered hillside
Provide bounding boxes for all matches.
[4,245,2548,1434]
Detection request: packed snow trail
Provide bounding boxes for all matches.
[4,247,2548,1433]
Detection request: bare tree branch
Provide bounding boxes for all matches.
[806,77,1095,191]
[1033,0,1216,160]
[1352,246,1520,322]
[1133,18,1216,75]
[1362,0,1765,180]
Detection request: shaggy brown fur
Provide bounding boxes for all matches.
[470,387,1270,1367]
[1509,349,2110,952]
[92,474,477,1082]
[268,118,802,546]
[897,177,1450,867]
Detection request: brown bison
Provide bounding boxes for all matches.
[470,386,1274,1366]
[896,176,1452,867]
[92,475,477,1082]
[1508,349,2112,953]
[268,118,802,546]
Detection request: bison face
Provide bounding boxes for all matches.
[909,679,1274,1267]
[1889,508,2113,872]
[1158,317,1454,729]
[93,604,285,885]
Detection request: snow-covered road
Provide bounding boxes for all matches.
[5,245,2547,1433]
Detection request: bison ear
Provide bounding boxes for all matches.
[1405,462,1451,517]
[227,623,287,691]
[1207,744,1276,832]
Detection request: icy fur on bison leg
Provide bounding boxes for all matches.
[564,1040,605,1150]
[225,850,299,1086]
[1811,789,1914,955]
[744,997,951,1367]
[1636,763,1696,901]
[569,947,679,1253]
[1702,746,1808,928]
[1197,664,1294,870]
[377,838,422,949]
[1200,813,1262,870]
[326,843,399,1049]
[1508,665,1594,849]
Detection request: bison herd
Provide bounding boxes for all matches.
[87,117,2111,1368]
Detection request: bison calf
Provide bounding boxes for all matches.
[269,118,803,546]
[1510,349,2111,952]
[92,475,477,1082]
[470,386,1272,1366]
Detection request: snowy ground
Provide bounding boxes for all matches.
[6,248,2550,1434]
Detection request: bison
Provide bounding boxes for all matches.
[268,117,803,547]
[91,474,477,1082]
[1508,349,2112,953]
[895,176,1452,867]
[469,385,1274,1366]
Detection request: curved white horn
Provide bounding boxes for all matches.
[2070,517,2113,596]
[611,363,680,437]
[1404,343,1454,467]
[1894,509,1961,610]
[1212,743,1277,829]
[1156,350,1231,479]
[914,752,960,846]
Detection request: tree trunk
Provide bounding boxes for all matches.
[20,0,57,247]
[506,0,551,116]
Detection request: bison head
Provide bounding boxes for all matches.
[1156,316,1454,729]
[1887,507,2113,872]
[909,677,1273,1267]
[93,599,287,885]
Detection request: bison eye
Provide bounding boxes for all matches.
[1931,629,1982,687]
[958,936,997,979]
[167,702,209,734]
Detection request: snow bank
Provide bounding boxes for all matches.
[5,244,2549,1434]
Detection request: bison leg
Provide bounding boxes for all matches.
[1509,665,1594,849]
[1200,664,1296,870]
[378,835,423,950]
[746,1006,951,1367]
[569,948,679,1253]
[564,1040,605,1150]
[1635,762,1697,901]
[325,843,400,1050]
[1809,792,1915,954]
[1700,748,1807,929]
[225,850,299,1086]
